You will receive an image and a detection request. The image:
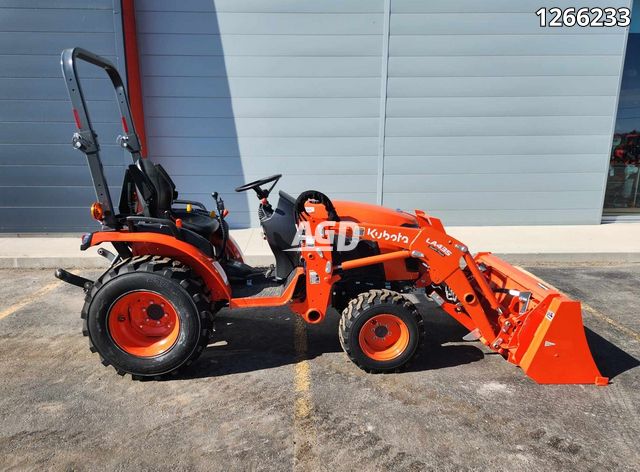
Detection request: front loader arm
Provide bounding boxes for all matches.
[345,221,501,344]
[309,209,606,385]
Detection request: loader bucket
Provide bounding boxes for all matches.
[473,253,608,385]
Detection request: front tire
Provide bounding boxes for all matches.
[339,289,423,373]
[81,256,213,379]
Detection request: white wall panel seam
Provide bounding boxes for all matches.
[376,0,391,205]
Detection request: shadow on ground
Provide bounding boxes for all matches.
[585,328,640,379]
[173,298,638,382]
[175,301,487,380]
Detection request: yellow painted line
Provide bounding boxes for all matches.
[295,360,312,418]
[293,316,318,471]
[582,303,640,342]
[0,280,61,320]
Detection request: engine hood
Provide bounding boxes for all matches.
[332,200,418,227]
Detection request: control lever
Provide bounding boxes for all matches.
[212,192,228,219]
[212,192,229,258]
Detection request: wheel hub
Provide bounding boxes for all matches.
[374,325,389,338]
[147,303,165,321]
[108,291,180,357]
[358,314,410,361]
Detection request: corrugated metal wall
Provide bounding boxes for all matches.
[0,0,126,231]
[136,0,384,227]
[137,0,630,227]
[382,0,630,225]
[0,0,632,231]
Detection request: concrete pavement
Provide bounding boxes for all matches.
[1,223,640,268]
[1,264,639,470]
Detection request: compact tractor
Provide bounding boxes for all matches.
[56,48,607,385]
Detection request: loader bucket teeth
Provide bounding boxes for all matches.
[473,253,607,385]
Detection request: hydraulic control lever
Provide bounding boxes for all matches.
[212,192,229,258]
[212,192,227,219]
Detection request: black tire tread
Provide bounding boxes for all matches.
[339,288,424,374]
[81,256,214,379]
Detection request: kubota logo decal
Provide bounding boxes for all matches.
[366,228,410,244]
[286,223,411,252]
[426,238,452,256]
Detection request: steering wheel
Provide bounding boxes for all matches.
[234,174,282,196]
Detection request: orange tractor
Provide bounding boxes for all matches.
[56,48,607,385]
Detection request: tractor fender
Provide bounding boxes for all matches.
[87,231,231,301]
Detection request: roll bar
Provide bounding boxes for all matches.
[60,47,143,228]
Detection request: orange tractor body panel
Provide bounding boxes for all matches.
[324,201,421,281]
[90,231,232,300]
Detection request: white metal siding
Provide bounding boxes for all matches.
[0,0,632,231]
[138,0,631,227]
[136,0,384,227]
[383,0,631,225]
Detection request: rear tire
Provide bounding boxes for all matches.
[339,289,423,373]
[81,256,213,379]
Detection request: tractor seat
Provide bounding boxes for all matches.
[174,209,219,237]
[135,159,219,239]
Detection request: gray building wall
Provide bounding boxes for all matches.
[136,0,384,228]
[0,0,127,231]
[0,0,632,231]
[382,0,630,225]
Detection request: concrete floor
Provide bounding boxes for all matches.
[0,263,638,471]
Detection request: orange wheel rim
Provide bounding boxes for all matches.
[107,291,180,357]
[358,314,410,361]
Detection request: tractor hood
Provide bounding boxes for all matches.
[332,200,418,227]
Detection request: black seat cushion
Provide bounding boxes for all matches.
[138,159,174,217]
[134,160,219,240]
[174,209,220,237]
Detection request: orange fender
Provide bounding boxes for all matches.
[88,231,231,301]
